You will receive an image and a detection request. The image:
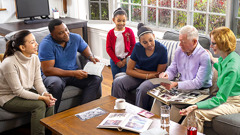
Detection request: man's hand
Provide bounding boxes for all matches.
[74,70,88,79]
[160,82,171,90]
[179,105,198,116]
[90,57,100,64]
[159,72,168,79]
[160,81,178,90]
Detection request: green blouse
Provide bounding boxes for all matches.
[197,52,240,109]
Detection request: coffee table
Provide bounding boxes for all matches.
[41,96,204,135]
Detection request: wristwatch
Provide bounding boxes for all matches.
[88,54,94,60]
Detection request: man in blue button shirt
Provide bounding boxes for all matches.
[38,19,102,113]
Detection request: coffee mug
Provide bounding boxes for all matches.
[115,98,126,110]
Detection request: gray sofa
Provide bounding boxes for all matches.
[0,27,102,133]
[115,30,240,135]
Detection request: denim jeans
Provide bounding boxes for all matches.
[110,58,127,79]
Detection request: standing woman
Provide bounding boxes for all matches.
[180,27,240,133]
[0,30,56,135]
[112,23,168,110]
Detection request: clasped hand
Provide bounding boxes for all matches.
[42,93,57,107]
[116,58,127,68]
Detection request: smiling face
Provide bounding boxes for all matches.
[113,14,126,31]
[139,33,155,51]
[51,23,70,43]
[20,33,38,57]
[179,34,197,55]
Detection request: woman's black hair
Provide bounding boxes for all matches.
[3,30,31,60]
[137,23,153,38]
[113,8,127,18]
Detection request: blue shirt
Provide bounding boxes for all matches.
[38,33,88,70]
[130,40,168,71]
[166,43,212,90]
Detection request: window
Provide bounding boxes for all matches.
[117,0,228,34]
[233,0,240,38]
[89,0,109,20]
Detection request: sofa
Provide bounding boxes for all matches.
[114,30,240,135]
[0,27,102,133]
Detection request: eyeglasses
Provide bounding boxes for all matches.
[211,42,217,46]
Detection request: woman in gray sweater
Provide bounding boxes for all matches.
[0,30,56,135]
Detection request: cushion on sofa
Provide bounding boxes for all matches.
[0,36,6,62]
[158,40,179,66]
[0,35,6,54]
[212,113,240,135]
[163,30,211,49]
[61,86,82,100]
[0,107,30,121]
[5,27,50,44]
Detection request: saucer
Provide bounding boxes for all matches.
[114,105,126,110]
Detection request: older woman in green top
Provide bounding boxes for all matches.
[179,27,240,133]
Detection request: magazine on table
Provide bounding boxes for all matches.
[83,62,105,77]
[147,85,209,105]
[97,113,153,133]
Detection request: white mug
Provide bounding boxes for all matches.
[115,98,126,110]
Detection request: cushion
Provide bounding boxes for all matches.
[236,41,240,55]
[61,86,82,100]
[0,35,6,54]
[5,27,50,44]
[158,39,179,66]
[162,30,211,49]
[0,107,29,121]
[212,113,240,135]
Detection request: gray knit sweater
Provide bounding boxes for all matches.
[0,51,47,107]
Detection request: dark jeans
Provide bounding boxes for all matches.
[110,58,127,79]
[42,75,102,113]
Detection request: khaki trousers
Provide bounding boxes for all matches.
[151,99,189,122]
[181,95,240,133]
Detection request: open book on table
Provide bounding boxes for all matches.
[83,62,105,77]
[147,85,209,105]
[97,113,153,133]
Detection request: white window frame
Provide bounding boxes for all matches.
[114,0,233,34]
[88,0,110,21]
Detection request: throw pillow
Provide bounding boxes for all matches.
[158,39,179,67]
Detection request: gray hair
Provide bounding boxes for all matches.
[179,25,199,41]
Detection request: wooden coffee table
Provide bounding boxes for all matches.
[41,96,204,135]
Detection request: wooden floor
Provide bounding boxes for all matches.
[101,66,113,97]
[1,66,113,135]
